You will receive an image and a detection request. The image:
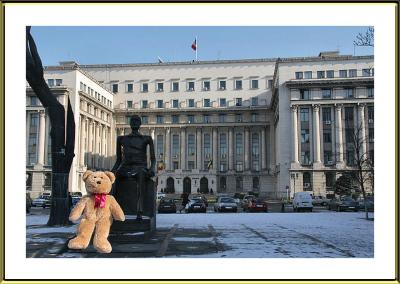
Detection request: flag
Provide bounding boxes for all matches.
[191,38,197,51]
[207,159,213,170]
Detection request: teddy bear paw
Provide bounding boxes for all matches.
[94,241,112,253]
[68,238,89,250]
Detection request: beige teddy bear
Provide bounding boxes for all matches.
[68,170,125,253]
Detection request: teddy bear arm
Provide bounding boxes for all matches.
[109,196,125,221]
[69,197,88,221]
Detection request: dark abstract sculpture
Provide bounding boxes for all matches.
[111,115,156,220]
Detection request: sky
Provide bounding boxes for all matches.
[30,26,374,66]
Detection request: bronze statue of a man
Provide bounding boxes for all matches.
[111,115,156,220]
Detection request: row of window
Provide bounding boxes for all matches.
[297,106,374,123]
[155,132,262,172]
[129,113,259,125]
[47,78,63,87]
[80,82,113,108]
[299,149,374,166]
[299,87,374,100]
[82,101,111,123]
[112,78,274,94]
[295,68,374,80]
[126,97,260,109]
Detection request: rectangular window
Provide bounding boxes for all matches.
[127,100,133,108]
[345,107,354,121]
[30,96,40,106]
[220,162,227,172]
[220,133,227,157]
[172,99,179,108]
[251,133,260,171]
[204,99,211,107]
[369,128,374,143]
[301,151,311,165]
[188,134,195,156]
[48,79,54,87]
[235,80,242,90]
[251,79,259,89]
[157,82,164,92]
[251,97,258,106]
[301,129,310,143]
[345,128,354,143]
[344,88,354,98]
[172,81,179,92]
[236,162,243,172]
[368,106,374,122]
[203,81,210,91]
[251,113,258,122]
[203,115,210,123]
[367,87,374,98]
[187,115,195,124]
[295,72,303,79]
[142,100,148,109]
[156,135,164,158]
[339,70,348,78]
[362,68,372,77]
[323,132,332,143]
[236,114,242,122]
[349,69,357,77]
[188,99,195,108]
[187,81,195,91]
[203,133,211,162]
[173,161,179,170]
[219,114,226,123]
[172,134,180,157]
[219,80,226,90]
[127,83,133,93]
[142,83,148,93]
[317,71,325,79]
[55,79,62,86]
[157,100,163,108]
[304,71,312,79]
[326,70,334,78]
[346,150,355,165]
[324,151,333,164]
[235,98,242,106]
[300,108,309,122]
[112,84,118,93]
[219,98,226,107]
[300,89,310,100]
[172,115,179,124]
[322,89,332,99]
[80,82,84,91]
[322,107,331,122]
[141,116,149,125]
[156,115,164,124]
[236,133,243,155]
[188,161,195,170]
[268,79,273,89]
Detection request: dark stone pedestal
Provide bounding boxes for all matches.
[111,178,156,234]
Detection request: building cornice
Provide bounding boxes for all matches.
[285,77,374,88]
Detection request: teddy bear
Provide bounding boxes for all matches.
[68,170,125,253]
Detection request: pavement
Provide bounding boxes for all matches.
[27,205,373,258]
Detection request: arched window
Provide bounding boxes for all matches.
[303,172,312,191]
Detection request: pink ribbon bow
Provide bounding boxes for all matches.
[94,193,107,208]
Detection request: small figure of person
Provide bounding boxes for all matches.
[180,193,189,213]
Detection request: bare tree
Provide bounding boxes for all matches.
[26,27,75,226]
[354,27,374,47]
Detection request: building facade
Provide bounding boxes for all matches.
[26,52,374,199]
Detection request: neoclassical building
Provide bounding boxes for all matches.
[26,52,374,199]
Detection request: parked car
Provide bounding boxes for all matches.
[193,195,208,207]
[292,192,313,212]
[312,196,330,206]
[32,195,51,208]
[158,198,177,213]
[241,195,256,209]
[157,192,166,201]
[328,196,359,212]
[246,198,268,212]
[185,198,207,213]
[214,197,238,212]
[71,196,81,206]
[358,197,374,212]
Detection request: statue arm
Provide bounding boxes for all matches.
[111,136,122,173]
[148,136,156,176]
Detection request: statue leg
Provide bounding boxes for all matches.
[136,169,146,220]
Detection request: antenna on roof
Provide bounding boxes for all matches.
[157,56,164,63]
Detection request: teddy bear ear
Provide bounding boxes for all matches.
[104,171,116,184]
[82,170,94,181]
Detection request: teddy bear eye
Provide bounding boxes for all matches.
[94,176,96,178]
[101,177,103,179]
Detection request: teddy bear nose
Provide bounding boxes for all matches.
[97,181,101,184]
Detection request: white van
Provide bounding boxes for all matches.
[292,192,313,212]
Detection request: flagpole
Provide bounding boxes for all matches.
[196,36,198,61]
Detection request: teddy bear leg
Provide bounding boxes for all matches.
[93,218,112,253]
[68,218,96,250]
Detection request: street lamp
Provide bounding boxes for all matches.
[290,173,299,199]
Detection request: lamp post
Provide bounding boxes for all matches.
[291,173,299,199]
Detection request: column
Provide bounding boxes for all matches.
[261,127,267,170]
[228,128,234,170]
[37,110,46,165]
[212,128,218,170]
[244,127,250,170]
[180,128,186,170]
[291,105,299,163]
[165,128,171,170]
[102,125,106,169]
[312,105,321,163]
[358,104,367,156]
[87,119,93,167]
[79,116,86,166]
[196,128,202,169]
[335,105,344,163]
[95,122,99,168]
[151,128,155,140]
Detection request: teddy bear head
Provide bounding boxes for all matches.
[82,170,115,195]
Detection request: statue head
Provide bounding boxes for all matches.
[130,115,142,131]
